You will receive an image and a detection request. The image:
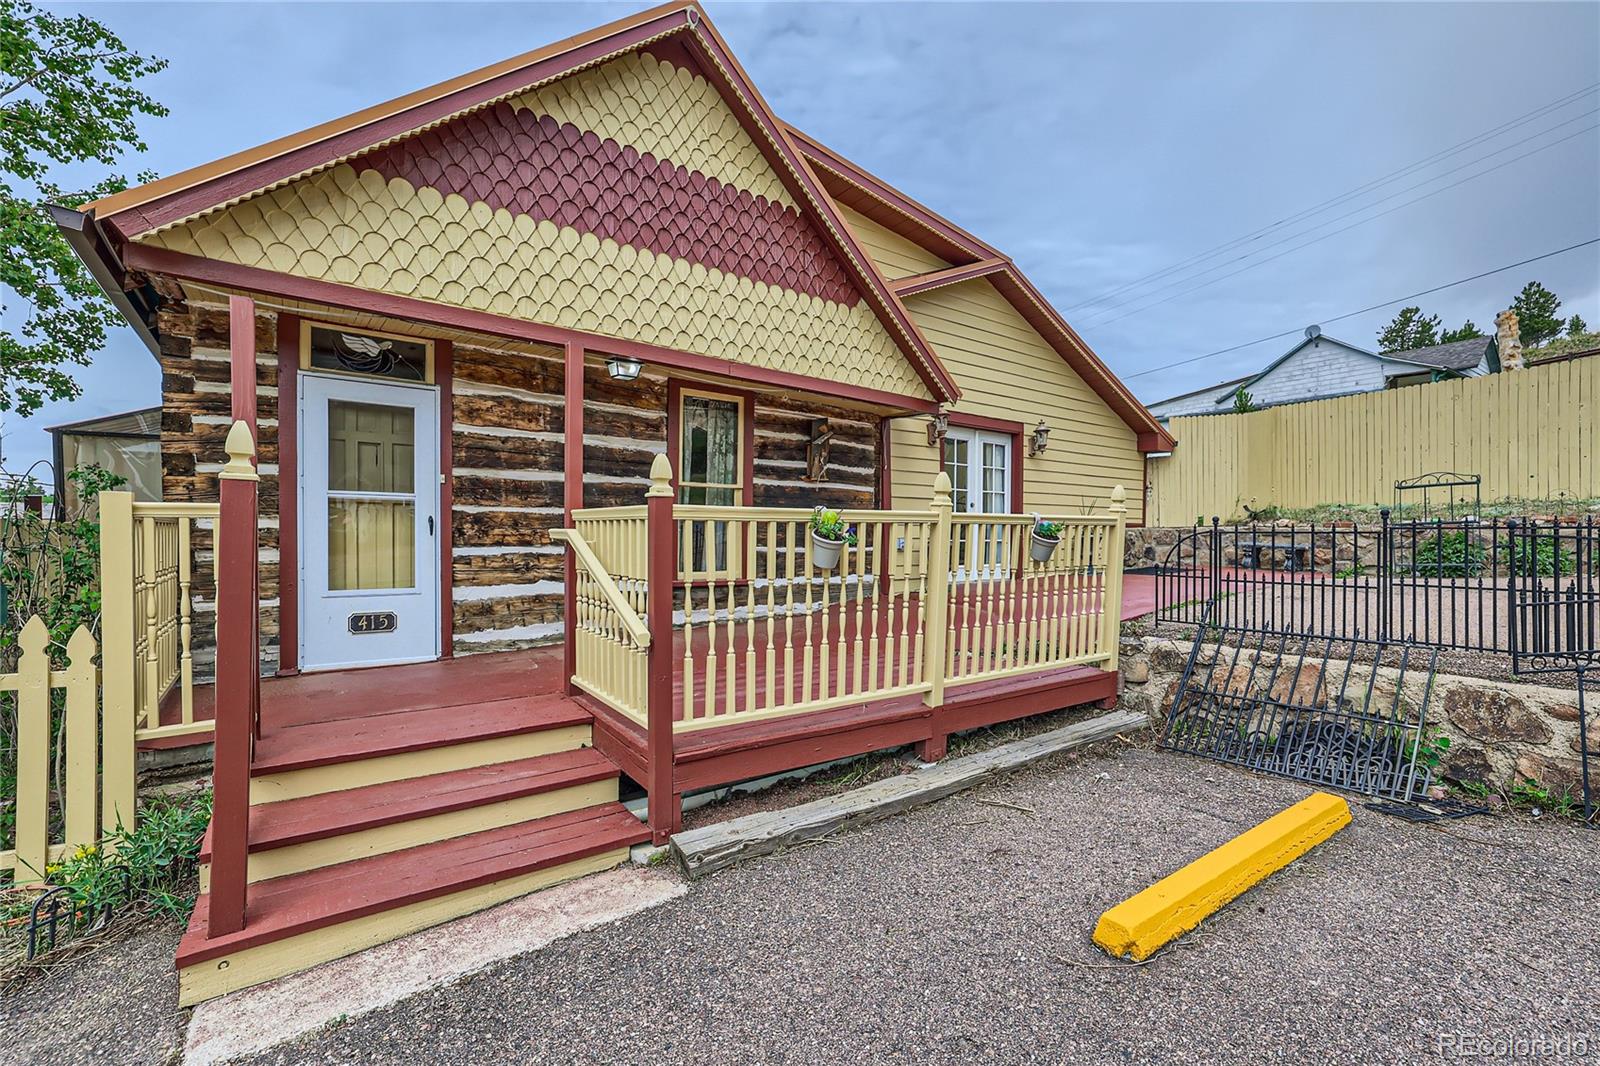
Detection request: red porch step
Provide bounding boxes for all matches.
[178,803,650,970]
[249,694,590,774]
[199,748,619,862]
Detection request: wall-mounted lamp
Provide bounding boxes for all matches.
[1029,419,1051,457]
[927,411,949,447]
[606,355,643,382]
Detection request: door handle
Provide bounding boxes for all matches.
[428,515,435,536]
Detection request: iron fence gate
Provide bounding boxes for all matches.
[1155,514,1599,654]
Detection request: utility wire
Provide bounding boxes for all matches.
[1079,109,1600,324]
[1069,82,1600,312]
[1087,122,1599,329]
[1121,238,1600,381]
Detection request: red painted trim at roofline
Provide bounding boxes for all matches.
[890,258,1009,297]
[676,21,960,405]
[275,314,300,675]
[97,7,696,237]
[786,133,1176,453]
[946,411,1025,435]
[120,244,941,415]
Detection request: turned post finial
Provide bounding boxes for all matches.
[220,420,259,482]
[647,453,674,498]
[931,470,953,509]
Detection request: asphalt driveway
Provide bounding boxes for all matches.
[228,744,1597,1066]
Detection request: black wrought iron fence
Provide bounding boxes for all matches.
[1156,514,1600,654]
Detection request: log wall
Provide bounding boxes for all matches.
[153,277,882,668]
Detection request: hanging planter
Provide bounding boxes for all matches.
[1030,516,1064,564]
[809,507,856,571]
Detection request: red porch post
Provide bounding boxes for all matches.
[645,454,680,843]
[563,342,584,695]
[209,295,262,938]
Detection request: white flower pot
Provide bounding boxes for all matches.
[810,530,846,570]
[1030,531,1061,564]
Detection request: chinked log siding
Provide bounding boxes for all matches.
[152,274,885,666]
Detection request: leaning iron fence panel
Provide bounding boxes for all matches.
[1159,617,1440,802]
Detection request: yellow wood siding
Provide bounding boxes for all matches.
[837,205,951,280]
[888,278,1145,523]
[1147,356,1600,523]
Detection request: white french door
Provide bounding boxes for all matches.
[943,427,1013,577]
[299,373,440,670]
[942,427,1011,515]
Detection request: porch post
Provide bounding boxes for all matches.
[209,295,261,938]
[1103,485,1128,671]
[563,342,584,696]
[209,420,259,938]
[645,454,680,843]
[97,490,137,833]
[917,472,954,762]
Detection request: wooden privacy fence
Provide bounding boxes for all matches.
[2,618,102,884]
[559,457,1129,735]
[1147,355,1600,525]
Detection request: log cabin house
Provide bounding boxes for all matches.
[57,2,1173,1003]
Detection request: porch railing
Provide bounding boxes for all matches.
[101,494,219,743]
[558,457,1128,838]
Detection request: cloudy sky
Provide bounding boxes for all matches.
[5,0,1598,468]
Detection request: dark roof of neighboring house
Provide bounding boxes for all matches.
[1386,336,1493,372]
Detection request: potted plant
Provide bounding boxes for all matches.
[1030,515,1064,563]
[809,507,856,570]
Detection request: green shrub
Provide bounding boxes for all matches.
[2,790,212,954]
[1408,531,1486,577]
[1499,534,1578,577]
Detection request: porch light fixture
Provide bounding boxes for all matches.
[1029,419,1051,457]
[927,411,949,447]
[606,355,643,382]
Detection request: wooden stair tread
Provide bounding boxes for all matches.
[200,748,619,861]
[250,695,590,774]
[178,803,648,966]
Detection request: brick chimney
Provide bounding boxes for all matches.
[1495,309,1524,371]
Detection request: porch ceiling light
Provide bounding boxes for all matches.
[606,355,643,382]
[1030,419,1050,457]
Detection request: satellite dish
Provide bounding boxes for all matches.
[1305,324,1322,340]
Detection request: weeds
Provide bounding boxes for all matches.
[1507,778,1582,819]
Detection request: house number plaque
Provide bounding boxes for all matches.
[348,612,398,635]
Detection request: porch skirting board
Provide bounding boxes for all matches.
[584,664,1119,798]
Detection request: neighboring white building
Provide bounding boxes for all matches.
[1146,324,1505,422]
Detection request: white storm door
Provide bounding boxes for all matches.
[300,373,439,670]
[942,428,1011,514]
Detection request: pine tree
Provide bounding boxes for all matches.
[1377,307,1441,353]
[1568,313,1588,337]
[1440,320,1484,344]
[1510,281,1563,347]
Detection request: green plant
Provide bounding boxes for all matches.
[1404,724,1451,771]
[1507,778,1580,819]
[1232,388,1257,414]
[2,790,211,954]
[1408,531,1487,577]
[809,507,856,546]
[1452,779,1492,800]
[1033,519,1064,540]
[1499,534,1577,577]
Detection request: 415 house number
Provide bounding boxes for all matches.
[348,612,398,635]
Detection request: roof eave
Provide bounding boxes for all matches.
[50,204,160,360]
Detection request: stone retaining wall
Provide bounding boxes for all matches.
[1117,634,1593,797]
